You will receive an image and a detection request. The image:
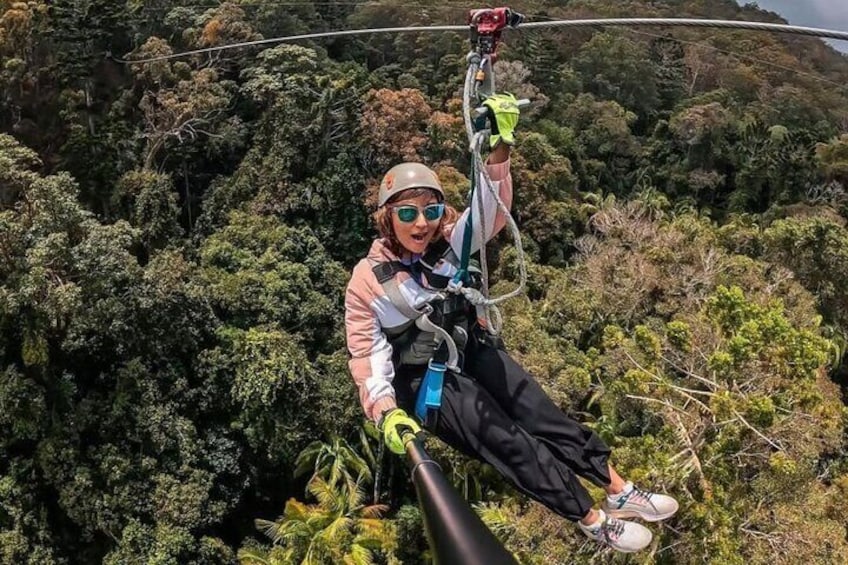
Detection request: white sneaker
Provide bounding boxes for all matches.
[602,482,679,522]
[578,509,652,553]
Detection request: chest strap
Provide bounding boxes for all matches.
[370,260,430,321]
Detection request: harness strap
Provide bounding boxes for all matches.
[371,260,405,284]
[369,260,430,321]
[369,254,463,425]
[454,158,476,287]
[416,360,447,423]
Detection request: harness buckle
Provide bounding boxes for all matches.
[447,277,464,294]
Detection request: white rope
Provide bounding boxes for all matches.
[457,55,529,336]
[466,132,529,307]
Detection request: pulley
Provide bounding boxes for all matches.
[467,7,524,58]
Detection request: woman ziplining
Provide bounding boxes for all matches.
[344,93,677,554]
[344,8,677,553]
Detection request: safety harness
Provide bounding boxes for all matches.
[374,7,528,425]
[369,242,478,423]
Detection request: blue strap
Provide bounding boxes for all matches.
[415,361,446,421]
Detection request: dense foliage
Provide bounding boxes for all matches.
[2,1,848,563]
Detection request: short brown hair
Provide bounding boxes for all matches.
[373,188,459,256]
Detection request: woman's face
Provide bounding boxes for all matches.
[388,191,443,256]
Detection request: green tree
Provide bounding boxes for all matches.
[816,134,848,188]
[557,93,641,195]
[113,170,182,251]
[763,216,848,332]
[572,32,660,118]
[131,51,236,171]
[294,436,373,500]
[245,478,395,565]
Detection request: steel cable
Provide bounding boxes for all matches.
[112,18,848,63]
[519,18,848,42]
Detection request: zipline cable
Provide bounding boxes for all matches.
[111,18,848,64]
[518,18,848,42]
[111,25,466,63]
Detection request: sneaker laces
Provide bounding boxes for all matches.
[620,486,659,514]
[599,516,625,545]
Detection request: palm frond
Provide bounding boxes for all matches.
[294,441,326,477]
[358,425,377,469]
[358,504,388,520]
[236,546,272,565]
[308,476,346,513]
[322,515,355,546]
[254,518,278,540]
[344,543,375,565]
[342,446,373,484]
[283,499,311,521]
[345,478,368,511]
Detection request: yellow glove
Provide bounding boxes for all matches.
[482,92,520,148]
[379,408,422,455]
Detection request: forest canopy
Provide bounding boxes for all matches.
[2,1,848,563]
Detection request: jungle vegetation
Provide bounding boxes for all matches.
[2,1,848,563]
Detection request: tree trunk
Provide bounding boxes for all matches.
[86,80,96,136]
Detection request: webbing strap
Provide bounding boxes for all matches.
[454,158,476,286]
[369,260,428,321]
[415,360,446,421]
[384,277,428,320]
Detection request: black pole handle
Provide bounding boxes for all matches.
[404,436,518,565]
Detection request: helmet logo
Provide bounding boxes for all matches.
[385,173,395,191]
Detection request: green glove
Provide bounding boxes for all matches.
[482,92,520,148]
[379,408,422,455]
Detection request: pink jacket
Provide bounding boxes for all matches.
[344,160,513,422]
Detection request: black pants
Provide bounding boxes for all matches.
[393,333,612,522]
